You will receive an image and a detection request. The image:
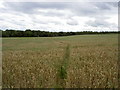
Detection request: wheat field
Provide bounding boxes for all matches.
[2,34,119,88]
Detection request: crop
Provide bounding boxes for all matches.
[2,34,119,88]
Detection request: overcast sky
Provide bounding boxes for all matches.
[0,1,118,32]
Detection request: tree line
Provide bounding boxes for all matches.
[0,29,119,37]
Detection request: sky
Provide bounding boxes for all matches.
[0,1,118,32]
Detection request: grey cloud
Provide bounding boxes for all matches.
[2,2,117,16]
[67,19,78,25]
[0,18,5,21]
[0,2,118,31]
[37,10,65,17]
[70,2,117,17]
[31,17,62,25]
[93,2,117,10]
[86,19,117,28]
[3,2,68,14]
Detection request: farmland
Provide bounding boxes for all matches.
[2,34,119,88]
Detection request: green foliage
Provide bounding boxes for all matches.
[59,44,70,79]
[59,66,67,79]
[2,29,119,37]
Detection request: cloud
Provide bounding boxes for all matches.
[67,19,79,25]
[3,2,69,14]
[0,1,118,31]
[3,2,117,16]
[86,19,117,28]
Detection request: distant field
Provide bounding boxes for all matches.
[2,34,119,88]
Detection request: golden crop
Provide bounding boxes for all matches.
[2,34,119,88]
